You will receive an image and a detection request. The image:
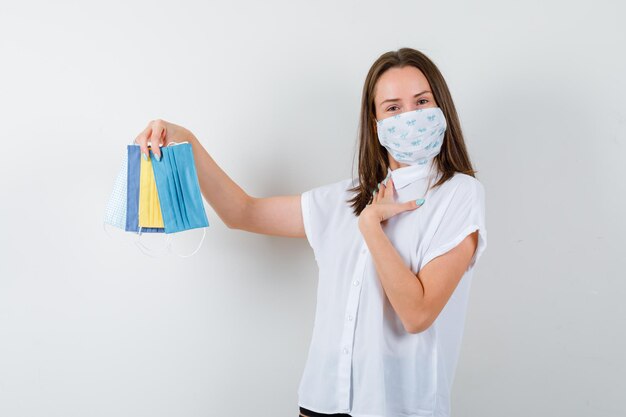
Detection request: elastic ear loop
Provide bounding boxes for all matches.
[167,141,189,147]
[153,140,205,257]
[168,227,207,258]
[133,226,173,258]
[103,222,136,246]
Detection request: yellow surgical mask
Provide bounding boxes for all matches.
[138,152,165,228]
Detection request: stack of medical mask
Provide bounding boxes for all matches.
[104,141,210,257]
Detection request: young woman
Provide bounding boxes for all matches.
[134,47,487,417]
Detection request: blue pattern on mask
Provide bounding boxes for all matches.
[376,107,447,165]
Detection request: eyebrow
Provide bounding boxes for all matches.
[379,90,431,106]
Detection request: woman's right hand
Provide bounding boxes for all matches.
[134,119,196,161]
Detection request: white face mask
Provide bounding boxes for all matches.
[376,106,447,165]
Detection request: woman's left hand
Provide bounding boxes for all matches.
[359,177,425,227]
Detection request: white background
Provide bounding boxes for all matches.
[1,1,624,416]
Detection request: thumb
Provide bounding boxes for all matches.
[393,200,418,216]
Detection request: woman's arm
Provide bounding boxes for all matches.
[190,135,305,237]
[360,216,478,334]
[189,133,306,238]
[358,175,480,334]
[136,119,306,239]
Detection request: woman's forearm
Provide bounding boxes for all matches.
[359,217,427,334]
[187,133,250,229]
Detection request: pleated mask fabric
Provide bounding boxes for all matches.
[150,142,209,234]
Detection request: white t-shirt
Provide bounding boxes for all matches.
[298,157,487,417]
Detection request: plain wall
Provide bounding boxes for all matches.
[1,1,624,416]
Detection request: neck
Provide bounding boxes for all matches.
[388,159,411,171]
[388,156,434,171]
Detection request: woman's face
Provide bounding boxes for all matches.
[373,65,438,168]
[374,65,438,121]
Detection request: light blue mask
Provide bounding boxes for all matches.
[150,142,210,234]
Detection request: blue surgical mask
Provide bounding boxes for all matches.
[150,141,209,233]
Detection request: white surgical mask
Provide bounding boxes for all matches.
[376,107,447,165]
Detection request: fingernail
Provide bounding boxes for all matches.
[415,198,425,206]
[154,153,161,161]
[142,153,148,161]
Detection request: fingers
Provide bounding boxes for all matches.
[372,183,381,203]
[382,177,393,198]
[372,179,387,204]
[371,174,403,206]
[377,177,392,201]
[148,120,166,161]
[371,175,425,213]
[134,124,152,161]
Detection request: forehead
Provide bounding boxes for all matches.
[374,66,431,104]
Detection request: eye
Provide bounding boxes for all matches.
[386,105,399,112]
[417,99,429,105]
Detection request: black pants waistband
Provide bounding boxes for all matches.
[299,406,352,417]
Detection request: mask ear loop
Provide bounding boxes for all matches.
[103,222,137,246]
[133,226,173,258]
[169,227,207,258]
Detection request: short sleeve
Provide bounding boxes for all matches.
[301,189,316,252]
[420,178,488,271]
[300,179,349,260]
[300,185,330,259]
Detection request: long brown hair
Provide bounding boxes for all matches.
[347,47,477,217]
